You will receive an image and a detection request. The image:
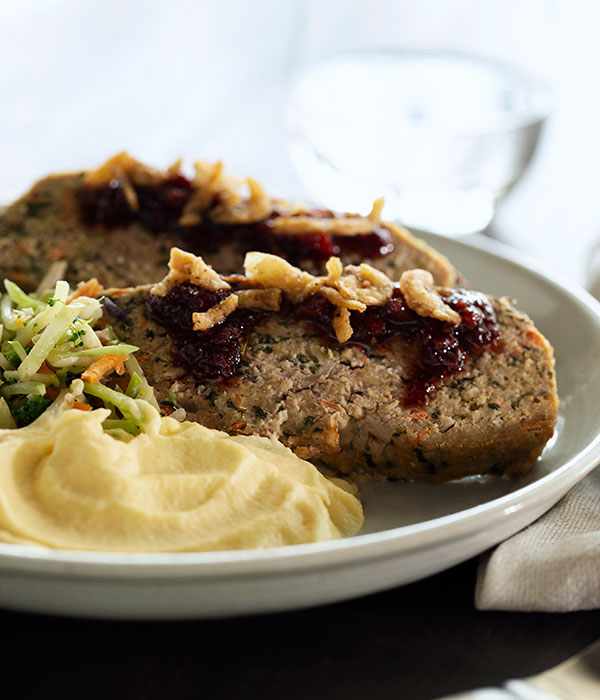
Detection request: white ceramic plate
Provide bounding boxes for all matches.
[1,232,599,619]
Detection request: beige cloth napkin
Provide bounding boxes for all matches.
[475,467,600,611]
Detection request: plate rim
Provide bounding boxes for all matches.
[1,232,599,578]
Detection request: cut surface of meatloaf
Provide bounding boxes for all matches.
[99,251,558,483]
[0,152,458,291]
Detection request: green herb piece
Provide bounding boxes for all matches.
[512,392,533,408]
[253,405,268,420]
[450,377,474,390]
[302,415,317,430]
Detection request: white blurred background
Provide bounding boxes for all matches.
[2,0,600,283]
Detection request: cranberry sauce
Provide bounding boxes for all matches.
[77,176,193,232]
[146,283,264,382]
[76,180,395,267]
[146,282,501,406]
[293,288,501,406]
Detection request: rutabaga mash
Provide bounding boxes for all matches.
[0,402,363,552]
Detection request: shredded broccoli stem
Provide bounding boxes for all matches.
[82,381,145,423]
[0,294,19,331]
[3,279,44,311]
[18,304,82,379]
[102,418,139,435]
[7,340,27,362]
[1,381,47,397]
[126,373,143,398]
[123,356,159,410]
[57,343,139,358]
[0,397,16,429]
[2,370,59,386]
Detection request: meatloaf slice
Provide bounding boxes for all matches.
[99,250,558,483]
[0,152,457,291]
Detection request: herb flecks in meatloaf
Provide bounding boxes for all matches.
[101,250,558,483]
[0,152,458,291]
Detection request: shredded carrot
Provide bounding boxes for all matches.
[73,401,92,412]
[412,427,430,446]
[45,386,59,400]
[81,355,126,384]
[37,361,53,375]
[231,422,246,432]
[47,244,65,262]
[66,278,104,303]
[522,420,550,432]
[321,399,341,411]
[525,330,544,347]
[409,411,430,421]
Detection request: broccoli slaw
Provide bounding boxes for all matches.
[0,277,158,434]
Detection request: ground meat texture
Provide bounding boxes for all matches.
[0,172,458,291]
[103,285,558,483]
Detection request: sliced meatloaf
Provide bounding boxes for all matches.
[0,152,457,291]
[99,249,558,483]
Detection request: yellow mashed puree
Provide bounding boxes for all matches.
[0,404,363,552]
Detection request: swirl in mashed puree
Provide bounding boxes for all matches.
[0,405,363,552]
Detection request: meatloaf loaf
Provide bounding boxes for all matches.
[0,152,457,291]
[99,248,558,483]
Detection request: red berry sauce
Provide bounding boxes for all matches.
[293,288,501,405]
[145,282,501,405]
[146,283,264,382]
[77,180,395,267]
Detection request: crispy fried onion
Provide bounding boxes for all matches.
[150,250,285,331]
[192,294,239,331]
[150,248,230,296]
[179,160,272,227]
[268,198,384,237]
[151,251,459,341]
[83,152,182,212]
[399,269,460,325]
[244,252,395,342]
[236,288,282,310]
[244,252,322,302]
[83,154,385,239]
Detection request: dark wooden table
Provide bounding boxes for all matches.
[1,557,598,699]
